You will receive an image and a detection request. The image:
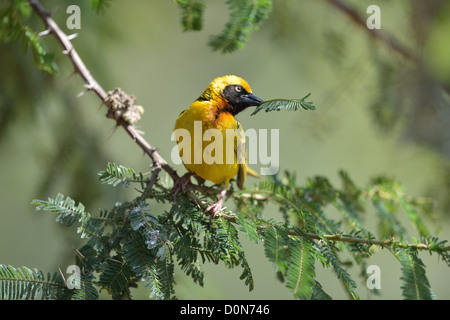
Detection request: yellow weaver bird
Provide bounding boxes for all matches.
[173,75,262,219]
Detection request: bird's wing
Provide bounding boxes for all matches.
[236,121,247,190]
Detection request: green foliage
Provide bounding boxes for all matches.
[91,0,112,14]
[19,164,449,299]
[236,170,448,300]
[251,93,316,116]
[0,265,70,300]
[175,0,272,52]
[174,0,204,31]
[208,0,272,52]
[0,158,445,301]
[98,161,140,187]
[262,226,316,299]
[18,164,255,299]
[318,242,358,299]
[31,193,95,238]
[0,0,56,74]
[396,248,434,300]
[285,235,316,300]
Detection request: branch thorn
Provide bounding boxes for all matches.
[62,48,73,55]
[77,88,89,98]
[67,33,78,41]
[38,29,51,37]
[49,5,59,16]
[57,266,67,287]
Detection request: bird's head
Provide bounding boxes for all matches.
[199,75,263,115]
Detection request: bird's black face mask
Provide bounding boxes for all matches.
[222,85,263,115]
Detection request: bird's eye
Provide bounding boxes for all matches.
[235,85,243,92]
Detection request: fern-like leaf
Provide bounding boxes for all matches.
[0,265,69,300]
[396,248,434,300]
[208,0,272,53]
[239,256,254,291]
[31,193,103,239]
[255,179,306,220]
[32,193,87,225]
[310,280,332,300]
[175,0,204,31]
[120,230,169,300]
[178,258,205,287]
[98,256,133,299]
[262,226,290,274]
[369,176,430,237]
[0,3,57,74]
[90,0,111,14]
[251,93,316,116]
[72,272,99,300]
[236,212,261,243]
[285,236,316,300]
[155,259,175,299]
[319,242,359,299]
[98,162,137,187]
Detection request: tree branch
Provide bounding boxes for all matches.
[300,232,450,251]
[29,0,180,181]
[326,0,450,92]
[236,193,450,252]
[29,0,220,215]
[29,0,107,100]
[325,0,419,64]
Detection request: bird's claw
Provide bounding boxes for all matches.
[205,200,226,221]
[172,172,192,203]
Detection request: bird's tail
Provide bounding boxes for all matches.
[246,167,260,179]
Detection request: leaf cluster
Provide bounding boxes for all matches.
[175,0,272,53]
[2,160,448,300]
[0,0,112,75]
[0,0,56,74]
[0,265,70,300]
[251,93,316,116]
[233,170,447,299]
[1,163,255,300]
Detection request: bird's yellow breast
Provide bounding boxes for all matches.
[174,100,241,186]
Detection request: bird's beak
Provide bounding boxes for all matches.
[242,93,263,107]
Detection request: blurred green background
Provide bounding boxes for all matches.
[1,0,450,299]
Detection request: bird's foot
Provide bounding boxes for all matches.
[205,199,226,221]
[172,172,193,203]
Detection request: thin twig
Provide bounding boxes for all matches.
[57,266,66,287]
[264,228,450,252]
[28,0,210,208]
[325,0,419,63]
[325,0,450,94]
[29,0,179,180]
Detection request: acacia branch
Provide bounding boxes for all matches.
[28,0,219,214]
[29,0,180,181]
[325,0,419,63]
[300,232,450,252]
[29,0,107,100]
[228,210,450,252]
[325,0,450,94]
[236,193,450,253]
